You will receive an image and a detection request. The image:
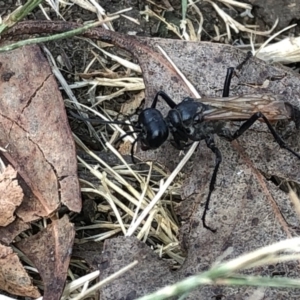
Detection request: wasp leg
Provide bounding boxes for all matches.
[201,67,234,232]
[225,112,300,160]
[152,91,177,109]
[114,130,140,164]
[201,136,222,233]
[222,67,234,97]
[130,138,138,164]
[170,139,194,150]
[222,53,252,97]
[290,104,300,129]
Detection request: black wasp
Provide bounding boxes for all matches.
[72,65,300,233]
[132,67,300,232]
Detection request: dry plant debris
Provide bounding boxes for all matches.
[0,244,40,298]
[16,215,75,300]
[0,45,80,297]
[0,165,23,227]
[0,45,81,217]
[6,20,300,298]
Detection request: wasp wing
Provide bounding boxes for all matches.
[199,94,293,121]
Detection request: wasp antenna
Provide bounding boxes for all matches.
[114,130,141,145]
[130,139,139,164]
[69,111,132,126]
[152,91,177,109]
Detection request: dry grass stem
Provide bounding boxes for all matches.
[217,0,252,10]
[219,238,300,272]
[207,0,278,41]
[60,270,100,300]
[75,136,179,244]
[78,37,142,73]
[108,7,133,16]
[187,0,204,40]
[71,260,138,300]
[70,0,97,13]
[126,142,199,237]
[140,6,182,39]
[255,24,300,63]
[121,14,141,25]
[156,45,200,98]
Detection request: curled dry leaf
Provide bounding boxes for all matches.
[0,45,81,222]
[0,165,23,226]
[16,215,75,300]
[0,244,40,298]
[0,218,30,245]
[0,43,81,299]
[118,140,134,157]
[120,90,145,115]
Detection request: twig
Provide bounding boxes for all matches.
[0,0,43,34]
[0,17,119,52]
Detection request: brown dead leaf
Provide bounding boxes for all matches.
[0,45,81,222]
[16,215,75,300]
[120,90,145,115]
[5,22,300,299]
[0,243,40,298]
[99,236,172,299]
[73,241,104,270]
[0,165,23,226]
[0,218,30,245]
[118,140,133,156]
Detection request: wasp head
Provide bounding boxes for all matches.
[137,108,169,150]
